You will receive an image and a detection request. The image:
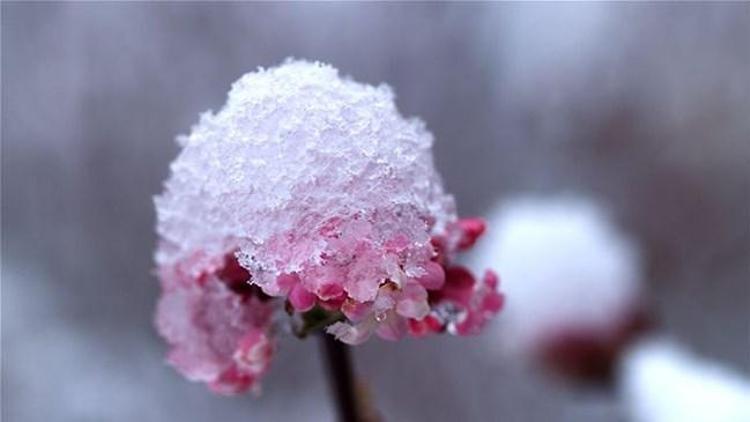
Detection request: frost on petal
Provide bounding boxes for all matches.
[395,283,430,320]
[327,321,376,345]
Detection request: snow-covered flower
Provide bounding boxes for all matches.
[155,59,502,394]
[470,195,644,381]
[620,338,750,422]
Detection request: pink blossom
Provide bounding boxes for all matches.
[456,217,487,250]
[155,255,277,395]
[418,266,504,337]
[154,60,503,394]
[325,220,505,344]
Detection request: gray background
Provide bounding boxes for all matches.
[3,3,749,421]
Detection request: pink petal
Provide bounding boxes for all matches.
[456,217,486,250]
[375,312,407,341]
[341,299,373,322]
[407,315,444,337]
[327,321,374,345]
[317,282,344,301]
[289,283,316,312]
[208,367,254,396]
[275,273,299,294]
[234,329,274,375]
[395,283,430,319]
[415,261,446,290]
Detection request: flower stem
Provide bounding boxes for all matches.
[319,334,363,422]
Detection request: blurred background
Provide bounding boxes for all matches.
[2,2,748,421]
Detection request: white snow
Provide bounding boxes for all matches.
[155,59,456,289]
[620,338,750,422]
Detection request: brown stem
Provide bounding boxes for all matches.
[319,334,362,422]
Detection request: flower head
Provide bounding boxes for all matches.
[155,60,502,394]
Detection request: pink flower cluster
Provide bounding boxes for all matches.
[326,218,504,344]
[156,255,276,395]
[156,217,502,394]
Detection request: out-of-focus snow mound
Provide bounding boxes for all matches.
[620,338,750,422]
[469,195,642,356]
